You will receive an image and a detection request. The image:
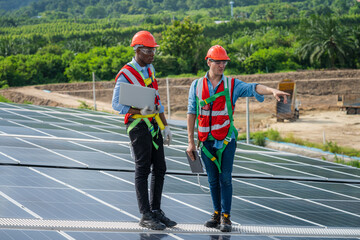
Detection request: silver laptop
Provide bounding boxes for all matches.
[119,82,156,111]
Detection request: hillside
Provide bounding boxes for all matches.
[0,0,36,12]
[3,0,355,19]
[2,1,360,90]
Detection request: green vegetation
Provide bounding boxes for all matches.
[78,100,94,110]
[3,0,360,21]
[297,16,356,68]
[0,0,360,88]
[239,129,360,159]
[252,132,266,146]
[334,157,360,168]
[0,95,12,103]
[161,17,209,74]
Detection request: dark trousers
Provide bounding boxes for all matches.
[126,121,167,214]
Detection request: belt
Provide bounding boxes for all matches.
[127,118,156,125]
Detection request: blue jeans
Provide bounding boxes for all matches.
[201,139,236,214]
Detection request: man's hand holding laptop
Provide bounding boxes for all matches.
[140,105,160,115]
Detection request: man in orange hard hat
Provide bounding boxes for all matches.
[186,45,289,232]
[112,31,176,230]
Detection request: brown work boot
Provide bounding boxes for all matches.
[204,211,221,228]
[219,213,232,232]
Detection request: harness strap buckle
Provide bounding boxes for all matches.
[144,77,152,86]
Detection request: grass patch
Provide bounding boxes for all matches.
[252,132,266,146]
[78,100,94,110]
[238,128,360,167]
[238,131,266,146]
[266,128,282,141]
[0,95,12,103]
[0,95,31,104]
[334,156,360,168]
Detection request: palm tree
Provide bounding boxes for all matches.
[297,15,355,69]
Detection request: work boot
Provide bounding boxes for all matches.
[139,212,166,230]
[219,213,232,232]
[204,211,221,228]
[152,209,177,228]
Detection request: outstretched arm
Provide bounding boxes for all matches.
[255,85,290,103]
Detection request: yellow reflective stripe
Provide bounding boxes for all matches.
[132,114,156,118]
[224,140,229,145]
[144,77,152,86]
[131,114,165,131]
[204,99,208,104]
[211,157,216,161]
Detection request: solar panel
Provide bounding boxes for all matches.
[0,103,359,239]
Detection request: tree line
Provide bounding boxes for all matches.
[1,14,359,89]
[2,0,360,21]
[0,0,360,88]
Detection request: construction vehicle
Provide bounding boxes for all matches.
[276,79,300,122]
[337,94,360,115]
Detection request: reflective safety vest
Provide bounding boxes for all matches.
[115,63,160,124]
[195,76,237,173]
[195,76,235,142]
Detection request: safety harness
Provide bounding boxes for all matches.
[126,113,161,150]
[196,77,237,173]
[115,62,164,150]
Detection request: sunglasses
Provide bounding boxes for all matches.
[139,48,156,55]
[209,59,228,66]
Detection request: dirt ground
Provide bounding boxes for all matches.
[261,110,360,150]
[1,69,359,151]
[171,107,360,151]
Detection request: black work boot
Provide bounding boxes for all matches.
[152,209,177,228]
[219,213,232,232]
[139,212,166,230]
[204,211,221,228]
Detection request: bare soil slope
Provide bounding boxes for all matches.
[1,69,360,150]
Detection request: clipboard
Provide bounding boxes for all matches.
[185,150,204,173]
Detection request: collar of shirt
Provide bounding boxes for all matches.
[131,57,148,73]
[205,72,226,95]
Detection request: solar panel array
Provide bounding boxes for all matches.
[0,102,359,240]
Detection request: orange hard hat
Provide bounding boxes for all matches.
[205,45,230,61]
[130,31,159,48]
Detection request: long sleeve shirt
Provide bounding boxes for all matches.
[187,72,264,148]
[112,57,164,114]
